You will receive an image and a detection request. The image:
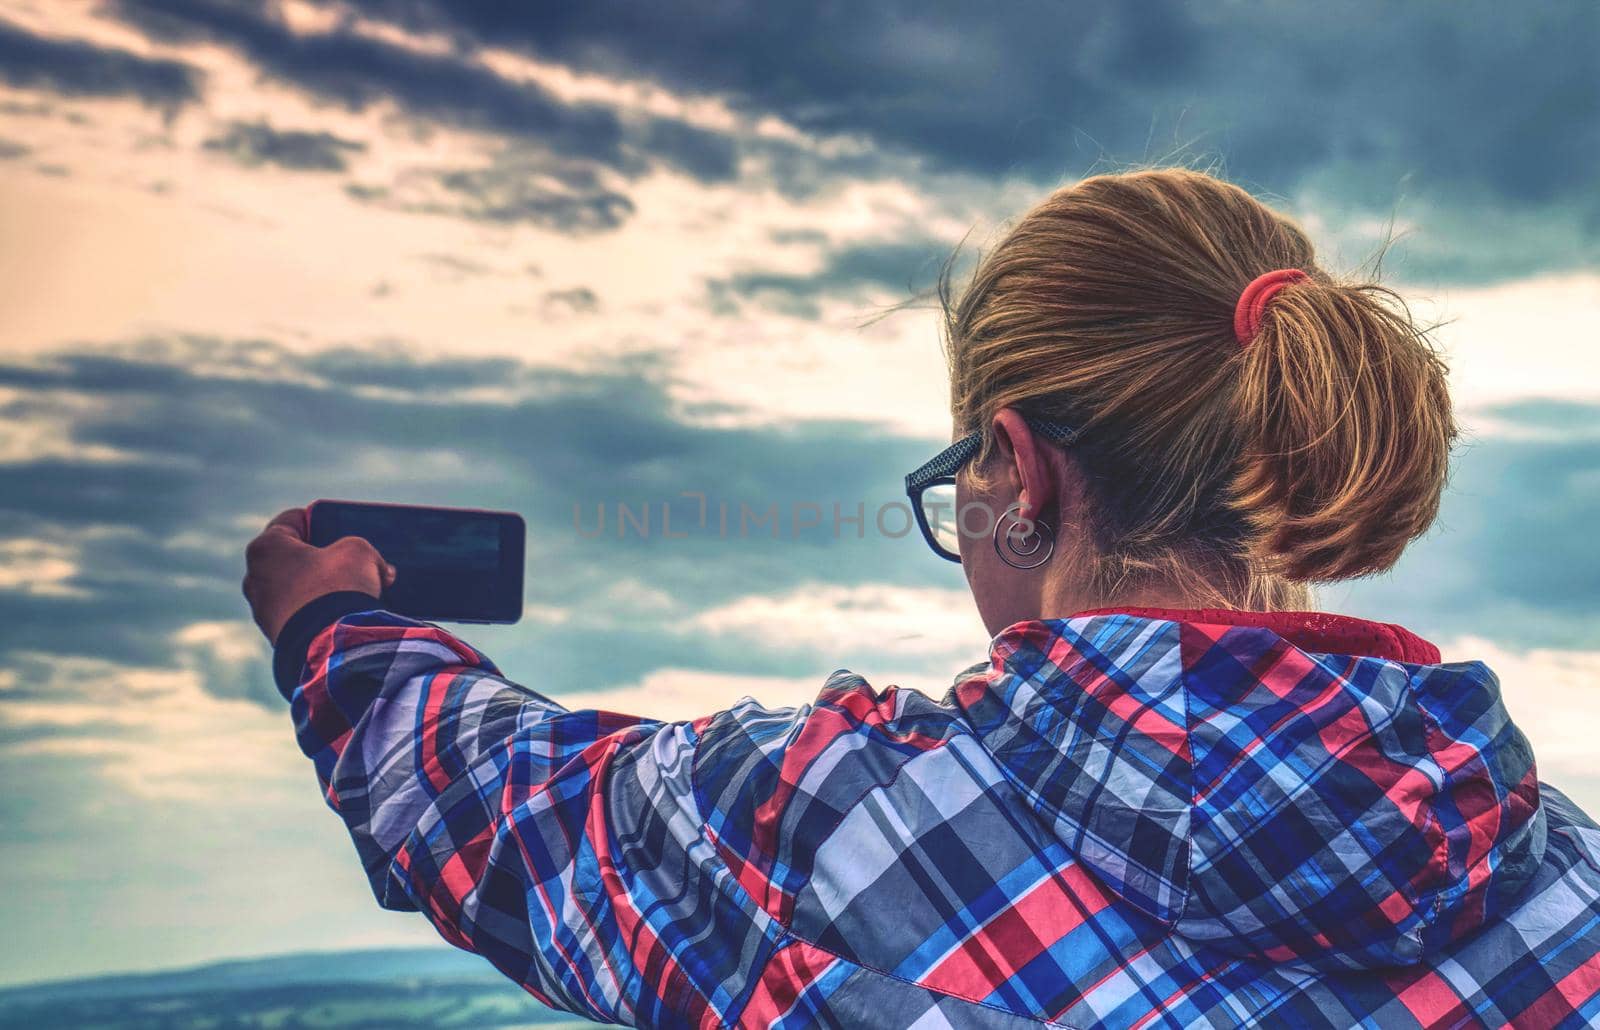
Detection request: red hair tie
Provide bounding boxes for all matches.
[1234,268,1308,347]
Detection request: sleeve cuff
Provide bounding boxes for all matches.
[272,591,382,698]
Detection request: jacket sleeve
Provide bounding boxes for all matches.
[272,594,762,1025]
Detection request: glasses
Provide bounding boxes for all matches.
[904,416,1080,562]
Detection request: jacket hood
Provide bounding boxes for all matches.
[954,607,1547,972]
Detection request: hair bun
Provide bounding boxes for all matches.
[1230,277,1456,582]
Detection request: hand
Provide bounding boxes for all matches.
[242,508,397,644]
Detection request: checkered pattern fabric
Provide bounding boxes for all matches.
[276,604,1600,1028]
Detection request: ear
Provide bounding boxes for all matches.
[990,409,1059,524]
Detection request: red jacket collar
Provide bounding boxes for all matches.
[1069,606,1442,664]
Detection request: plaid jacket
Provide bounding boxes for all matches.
[274,596,1600,1028]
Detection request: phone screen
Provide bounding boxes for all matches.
[306,501,524,623]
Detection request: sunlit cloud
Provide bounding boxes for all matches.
[555,667,823,725]
[691,583,984,673]
[0,538,86,597]
[0,650,292,802]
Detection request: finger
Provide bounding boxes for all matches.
[329,534,386,567]
[245,527,305,564]
[327,536,388,594]
[263,507,308,541]
[330,533,379,555]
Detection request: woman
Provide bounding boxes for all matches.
[244,169,1600,1028]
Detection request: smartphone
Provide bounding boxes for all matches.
[305,500,525,624]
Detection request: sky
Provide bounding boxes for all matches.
[0,0,1597,989]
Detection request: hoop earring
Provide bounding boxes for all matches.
[993,508,1054,570]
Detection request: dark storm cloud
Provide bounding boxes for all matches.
[202,120,365,172]
[638,116,739,183]
[84,2,1596,275]
[0,340,945,698]
[27,2,755,234]
[0,18,198,106]
[339,0,1144,177]
[104,1,741,181]
[303,0,1598,282]
[334,0,1599,209]
[106,0,627,161]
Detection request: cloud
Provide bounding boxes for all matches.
[554,667,822,724]
[637,115,738,183]
[0,3,765,248]
[414,253,496,282]
[0,647,292,803]
[432,151,634,230]
[0,337,949,700]
[172,620,275,705]
[104,1,744,187]
[6,335,1598,722]
[0,538,87,598]
[347,161,637,232]
[691,583,982,673]
[109,0,626,158]
[4,1,1581,286]
[319,2,1589,193]
[541,286,600,315]
[709,236,957,317]
[0,18,199,107]
[202,119,365,172]
[307,0,1599,279]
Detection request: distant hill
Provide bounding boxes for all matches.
[0,947,597,1029]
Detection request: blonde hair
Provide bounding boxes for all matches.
[942,168,1457,611]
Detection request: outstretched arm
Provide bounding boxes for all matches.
[242,508,761,1026]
